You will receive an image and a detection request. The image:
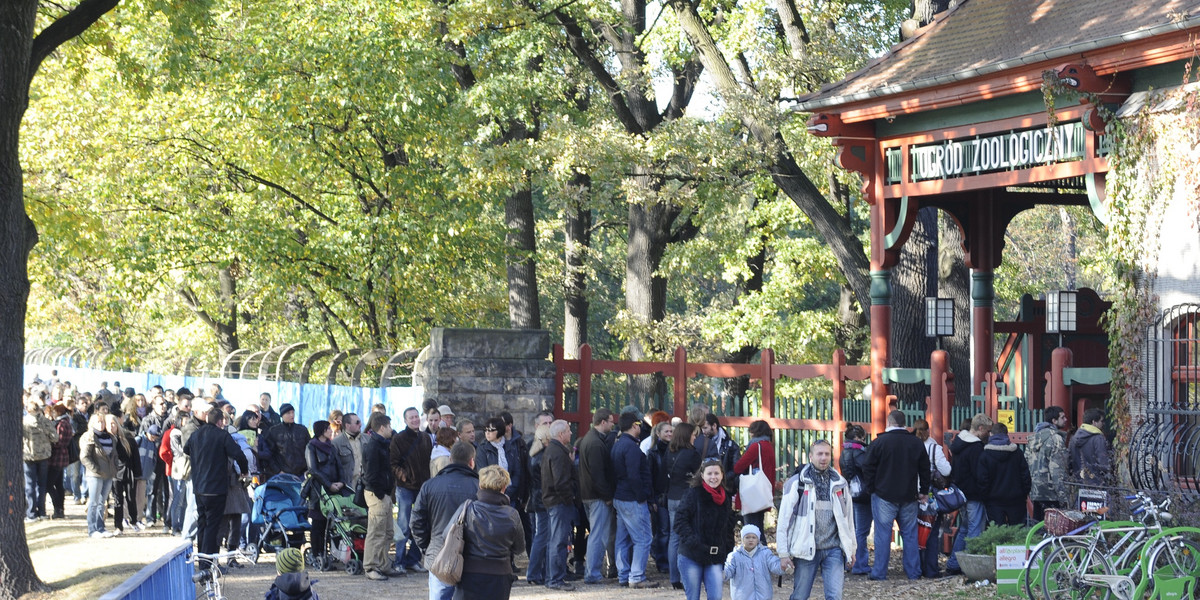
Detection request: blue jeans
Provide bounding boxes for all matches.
[870,494,920,580]
[66,462,83,501]
[428,571,462,600]
[168,478,185,533]
[527,510,549,583]
[850,501,872,573]
[667,499,682,584]
[583,499,614,583]
[24,459,49,518]
[181,480,198,541]
[86,477,114,534]
[650,500,670,571]
[393,486,422,568]
[613,499,651,584]
[792,547,845,600]
[677,554,723,600]
[546,504,574,586]
[947,499,987,571]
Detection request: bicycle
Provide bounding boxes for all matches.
[189,549,255,600]
[1022,492,1169,599]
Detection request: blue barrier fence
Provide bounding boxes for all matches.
[23,364,424,428]
[98,543,193,600]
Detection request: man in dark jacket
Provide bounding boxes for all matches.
[411,441,479,599]
[361,413,399,581]
[610,411,657,589]
[863,410,930,581]
[1069,408,1111,487]
[543,419,579,591]
[258,393,282,429]
[262,404,310,480]
[389,407,432,574]
[578,408,616,584]
[946,413,992,575]
[184,407,249,573]
[977,422,1032,525]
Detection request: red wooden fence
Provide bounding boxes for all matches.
[552,344,872,466]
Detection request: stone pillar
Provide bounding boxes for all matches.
[971,270,995,401]
[420,328,555,437]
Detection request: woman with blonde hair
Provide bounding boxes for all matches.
[107,414,143,533]
[460,465,525,599]
[524,424,553,585]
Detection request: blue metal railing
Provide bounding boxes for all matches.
[98,543,193,600]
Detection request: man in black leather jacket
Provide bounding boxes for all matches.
[411,441,479,599]
[262,404,310,480]
[184,408,248,573]
[362,413,399,581]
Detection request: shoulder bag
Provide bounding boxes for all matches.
[738,443,774,515]
[430,499,473,585]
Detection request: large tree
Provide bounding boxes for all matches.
[2,0,124,591]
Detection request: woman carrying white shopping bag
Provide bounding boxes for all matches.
[733,420,777,533]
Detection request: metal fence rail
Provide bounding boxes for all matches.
[98,543,193,600]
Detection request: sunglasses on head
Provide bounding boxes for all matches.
[485,427,498,432]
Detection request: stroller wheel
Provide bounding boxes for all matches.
[304,547,315,568]
[347,559,363,575]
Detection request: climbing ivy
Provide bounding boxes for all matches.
[1043,67,1200,486]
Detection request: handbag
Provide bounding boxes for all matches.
[928,445,950,490]
[917,506,936,550]
[429,500,473,585]
[352,481,366,508]
[738,443,774,515]
[933,484,967,514]
[847,474,864,499]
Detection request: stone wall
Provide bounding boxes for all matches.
[420,328,555,436]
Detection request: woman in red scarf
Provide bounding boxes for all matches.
[672,459,734,600]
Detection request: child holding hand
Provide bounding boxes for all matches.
[725,524,788,600]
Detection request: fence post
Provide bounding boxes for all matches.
[830,349,846,469]
[674,346,687,418]
[761,348,775,419]
[579,344,593,420]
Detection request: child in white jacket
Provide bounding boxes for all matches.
[724,524,788,600]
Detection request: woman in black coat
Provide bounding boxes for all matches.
[840,423,871,574]
[672,459,734,600]
[461,465,526,600]
[664,422,701,589]
[107,414,143,533]
[304,420,344,569]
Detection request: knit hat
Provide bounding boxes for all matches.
[279,403,295,416]
[276,547,303,574]
[312,420,330,439]
[740,524,761,540]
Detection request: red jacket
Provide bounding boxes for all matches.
[734,439,777,487]
[159,425,175,478]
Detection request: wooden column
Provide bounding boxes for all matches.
[673,346,687,419]
[929,349,949,445]
[870,269,892,436]
[972,270,995,401]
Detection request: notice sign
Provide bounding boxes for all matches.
[996,546,1025,596]
[997,409,1015,431]
[907,121,1087,182]
[1078,488,1109,513]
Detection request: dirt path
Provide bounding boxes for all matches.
[22,498,190,600]
[21,500,1000,600]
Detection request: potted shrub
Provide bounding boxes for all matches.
[959,523,1030,583]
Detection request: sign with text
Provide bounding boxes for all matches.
[895,120,1088,183]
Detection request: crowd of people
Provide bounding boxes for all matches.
[23,371,1114,600]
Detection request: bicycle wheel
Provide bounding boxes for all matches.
[1024,539,1066,600]
[1145,537,1200,584]
[1042,544,1114,600]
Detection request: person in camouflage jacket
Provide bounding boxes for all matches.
[1025,406,1069,521]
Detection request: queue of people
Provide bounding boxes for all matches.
[23,374,1114,600]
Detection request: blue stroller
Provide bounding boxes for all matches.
[248,474,310,563]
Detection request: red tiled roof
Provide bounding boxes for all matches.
[797,0,1200,112]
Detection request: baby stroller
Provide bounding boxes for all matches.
[248,473,310,563]
[312,485,368,575]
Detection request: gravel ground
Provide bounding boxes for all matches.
[216,550,1001,600]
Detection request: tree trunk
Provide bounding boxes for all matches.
[939,211,971,408]
[0,0,48,594]
[626,180,673,403]
[890,207,938,405]
[1060,207,1078,290]
[722,240,767,406]
[506,182,541,329]
[563,174,591,358]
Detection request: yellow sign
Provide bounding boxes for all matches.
[998,409,1016,431]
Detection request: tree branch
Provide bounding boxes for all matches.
[28,0,121,83]
[548,8,645,135]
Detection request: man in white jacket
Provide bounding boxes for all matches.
[777,440,856,600]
